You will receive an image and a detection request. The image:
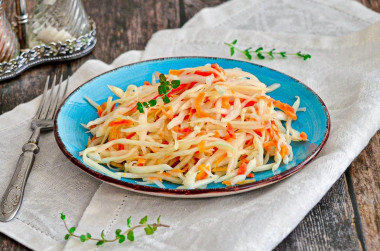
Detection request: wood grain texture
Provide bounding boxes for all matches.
[274,176,362,250]
[358,0,380,12]
[0,0,379,250]
[348,132,380,250]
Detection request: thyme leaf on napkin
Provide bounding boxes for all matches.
[137,74,180,113]
[225,40,311,61]
[60,213,169,246]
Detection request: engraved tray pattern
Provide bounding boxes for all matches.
[0,20,96,82]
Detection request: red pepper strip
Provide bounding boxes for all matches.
[237,159,249,175]
[173,126,193,134]
[168,82,198,97]
[109,119,133,127]
[226,123,236,139]
[253,129,263,137]
[247,173,254,178]
[194,70,213,77]
[118,144,125,150]
[126,132,136,139]
[245,138,254,146]
[244,101,256,107]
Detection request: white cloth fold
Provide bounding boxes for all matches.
[0,0,379,250]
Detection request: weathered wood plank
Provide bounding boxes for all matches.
[348,131,380,250]
[0,0,180,249]
[82,0,181,63]
[357,0,380,12]
[181,0,227,25]
[274,176,362,250]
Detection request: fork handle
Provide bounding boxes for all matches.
[0,142,39,222]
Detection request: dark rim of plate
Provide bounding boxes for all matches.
[54,56,331,197]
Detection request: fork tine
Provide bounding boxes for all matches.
[39,75,56,119]
[54,75,70,116]
[34,76,50,119]
[47,74,63,119]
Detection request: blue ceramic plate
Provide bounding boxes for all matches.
[54,57,330,198]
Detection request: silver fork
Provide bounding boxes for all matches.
[0,75,69,222]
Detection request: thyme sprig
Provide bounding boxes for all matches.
[137,73,180,113]
[61,213,169,246]
[225,40,311,61]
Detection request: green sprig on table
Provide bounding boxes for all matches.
[225,40,311,61]
[137,73,181,113]
[60,213,169,246]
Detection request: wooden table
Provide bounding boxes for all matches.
[0,0,379,250]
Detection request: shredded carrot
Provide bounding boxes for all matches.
[148,177,162,182]
[143,81,151,86]
[221,97,231,109]
[247,173,254,178]
[300,132,308,140]
[213,167,228,172]
[97,102,107,117]
[211,63,225,74]
[137,158,146,166]
[198,140,206,153]
[86,136,92,147]
[170,169,186,173]
[214,130,220,138]
[109,126,121,141]
[196,164,210,180]
[161,106,174,119]
[222,180,231,186]
[236,179,256,185]
[280,145,289,158]
[195,92,215,119]
[169,69,185,76]
[274,100,297,120]
[214,153,227,169]
[263,140,278,150]
[197,131,207,136]
[109,119,133,127]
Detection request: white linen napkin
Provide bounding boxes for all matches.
[0,0,379,250]
[65,1,380,250]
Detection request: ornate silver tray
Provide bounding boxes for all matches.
[0,20,96,82]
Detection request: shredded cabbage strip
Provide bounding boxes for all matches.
[81,64,308,189]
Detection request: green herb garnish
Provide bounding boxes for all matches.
[61,213,169,246]
[137,74,180,113]
[225,40,311,61]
